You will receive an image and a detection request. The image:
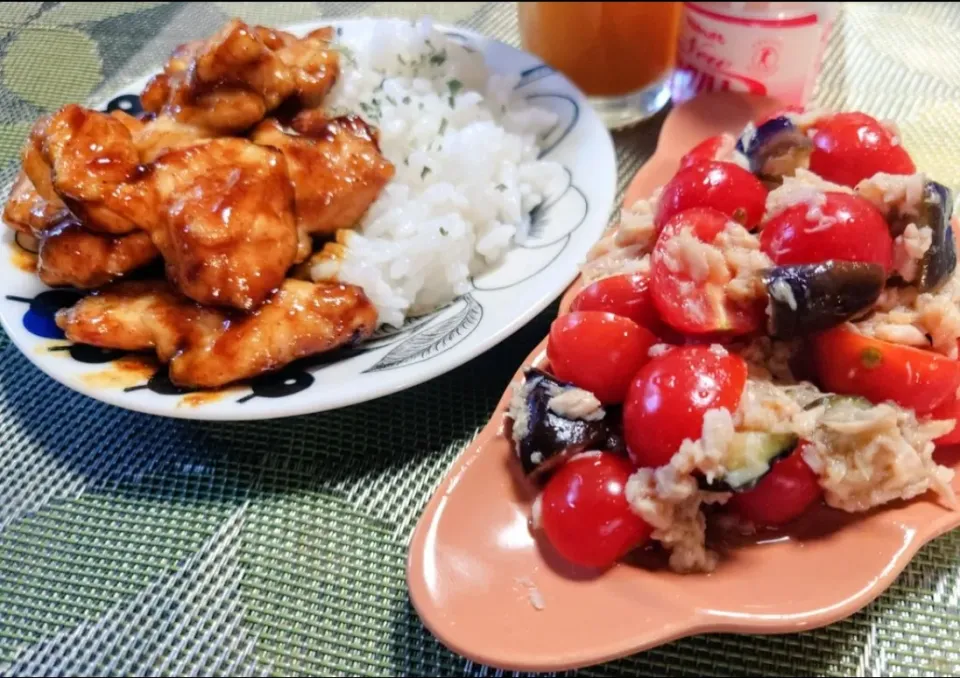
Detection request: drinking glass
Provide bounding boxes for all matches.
[518,2,682,129]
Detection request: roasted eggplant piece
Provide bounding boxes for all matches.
[698,432,799,492]
[763,261,886,339]
[601,405,628,457]
[508,368,611,477]
[916,180,956,292]
[736,116,813,181]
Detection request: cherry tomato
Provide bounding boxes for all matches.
[812,326,960,415]
[651,207,765,335]
[729,447,822,526]
[570,273,668,336]
[929,397,960,446]
[539,452,652,569]
[809,112,916,187]
[655,161,768,231]
[547,311,658,404]
[760,192,893,271]
[679,135,727,169]
[623,346,748,468]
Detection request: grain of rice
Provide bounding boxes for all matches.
[649,343,673,358]
[856,261,960,358]
[715,223,773,302]
[530,494,542,530]
[709,344,729,357]
[547,388,605,421]
[738,336,799,382]
[626,409,735,573]
[508,377,534,444]
[769,278,798,311]
[804,402,955,512]
[892,224,933,283]
[581,191,660,282]
[763,168,852,221]
[311,19,564,326]
[856,171,926,221]
[516,577,546,611]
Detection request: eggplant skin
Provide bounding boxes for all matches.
[737,116,813,180]
[601,405,628,457]
[763,261,886,339]
[917,180,957,293]
[511,368,610,478]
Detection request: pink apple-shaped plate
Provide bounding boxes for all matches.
[406,92,960,672]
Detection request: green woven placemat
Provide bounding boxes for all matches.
[2,2,960,676]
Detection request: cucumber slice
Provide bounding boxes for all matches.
[701,431,799,492]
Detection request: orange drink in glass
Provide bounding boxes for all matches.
[518,2,682,128]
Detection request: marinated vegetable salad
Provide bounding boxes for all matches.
[508,108,960,573]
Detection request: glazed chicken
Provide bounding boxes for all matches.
[2,17,391,389]
[110,110,212,163]
[150,138,299,310]
[134,117,213,163]
[141,21,289,133]
[56,279,377,388]
[141,20,339,134]
[22,105,155,234]
[251,112,395,236]
[37,220,158,288]
[3,170,69,238]
[4,170,158,288]
[268,26,340,108]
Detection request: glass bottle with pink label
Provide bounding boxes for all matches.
[671,2,840,107]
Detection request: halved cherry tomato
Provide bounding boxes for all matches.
[623,346,748,468]
[812,326,960,414]
[540,452,652,569]
[570,273,668,336]
[809,112,916,187]
[679,135,727,169]
[655,161,768,231]
[547,311,658,404]
[760,192,894,271]
[930,397,960,446]
[729,447,822,526]
[651,207,765,335]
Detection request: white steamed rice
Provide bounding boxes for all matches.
[311,19,566,327]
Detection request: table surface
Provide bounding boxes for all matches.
[1,2,960,676]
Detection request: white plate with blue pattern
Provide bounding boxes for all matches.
[0,19,616,420]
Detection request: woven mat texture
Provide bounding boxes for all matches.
[1,2,960,676]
